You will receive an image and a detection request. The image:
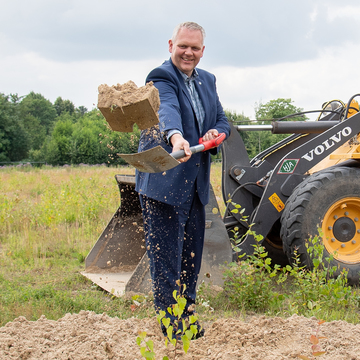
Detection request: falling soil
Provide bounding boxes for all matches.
[98,81,160,108]
[1,311,360,359]
[97,81,160,132]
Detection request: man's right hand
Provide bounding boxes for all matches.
[170,133,191,163]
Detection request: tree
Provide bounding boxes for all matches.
[22,114,47,151]
[224,109,254,159]
[70,111,140,165]
[0,93,29,162]
[243,98,305,159]
[36,109,140,166]
[54,97,75,116]
[42,118,74,165]
[77,106,88,116]
[225,110,250,124]
[255,98,305,121]
[20,92,57,136]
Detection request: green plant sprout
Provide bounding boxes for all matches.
[136,282,201,359]
[136,331,156,359]
[158,283,200,356]
[297,319,327,359]
[226,199,249,254]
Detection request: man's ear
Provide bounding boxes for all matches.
[168,39,173,53]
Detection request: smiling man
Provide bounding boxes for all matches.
[169,24,205,77]
[135,22,230,339]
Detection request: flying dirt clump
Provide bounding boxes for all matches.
[98,80,160,132]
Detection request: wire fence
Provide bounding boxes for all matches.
[0,161,47,168]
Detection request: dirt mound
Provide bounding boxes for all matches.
[98,81,160,132]
[1,311,359,359]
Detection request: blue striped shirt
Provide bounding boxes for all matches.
[167,69,206,143]
[180,69,205,133]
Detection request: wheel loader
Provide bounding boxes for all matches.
[82,94,360,295]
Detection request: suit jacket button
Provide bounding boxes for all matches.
[196,163,200,167]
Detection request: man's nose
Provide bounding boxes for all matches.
[184,47,192,55]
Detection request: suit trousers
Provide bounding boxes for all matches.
[139,185,205,316]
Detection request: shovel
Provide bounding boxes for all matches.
[119,133,226,173]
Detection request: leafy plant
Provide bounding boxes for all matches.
[297,319,327,359]
[223,230,283,312]
[223,201,283,312]
[136,331,156,360]
[159,285,200,347]
[221,199,358,320]
[282,233,353,317]
[136,283,201,359]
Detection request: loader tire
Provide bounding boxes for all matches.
[263,220,290,267]
[249,208,290,267]
[280,166,360,285]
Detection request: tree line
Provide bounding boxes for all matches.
[0,91,304,166]
[0,92,140,166]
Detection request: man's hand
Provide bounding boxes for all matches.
[170,133,191,162]
[202,129,219,142]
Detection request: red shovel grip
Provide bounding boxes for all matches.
[199,132,226,151]
[171,132,226,160]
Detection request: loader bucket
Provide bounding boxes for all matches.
[81,174,232,296]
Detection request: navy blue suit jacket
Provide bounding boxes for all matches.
[135,59,231,206]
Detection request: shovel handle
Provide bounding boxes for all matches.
[171,133,226,160]
[198,132,226,150]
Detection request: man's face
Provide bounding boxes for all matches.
[169,28,205,77]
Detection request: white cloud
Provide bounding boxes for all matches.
[0,48,163,110]
[2,41,360,122]
[211,42,360,120]
[2,0,360,121]
[327,5,360,22]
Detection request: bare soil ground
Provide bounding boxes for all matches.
[1,311,359,359]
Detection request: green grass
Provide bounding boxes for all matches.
[0,165,155,326]
[0,164,359,328]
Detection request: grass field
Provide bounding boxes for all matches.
[1,164,359,328]
[0,165,141,326]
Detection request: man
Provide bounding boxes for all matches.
[135,22,231,337]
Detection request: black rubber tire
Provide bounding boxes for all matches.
[280,166,360,285]
[263,220,290,267]
[249,208,290,267]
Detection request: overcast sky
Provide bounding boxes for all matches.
[2,0,360,120]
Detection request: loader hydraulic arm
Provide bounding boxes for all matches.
[236,120,339,134]
[237,112,360,256]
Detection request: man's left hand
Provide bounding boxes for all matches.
[202,129,219,142]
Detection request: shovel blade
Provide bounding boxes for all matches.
[119,146,180,173]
